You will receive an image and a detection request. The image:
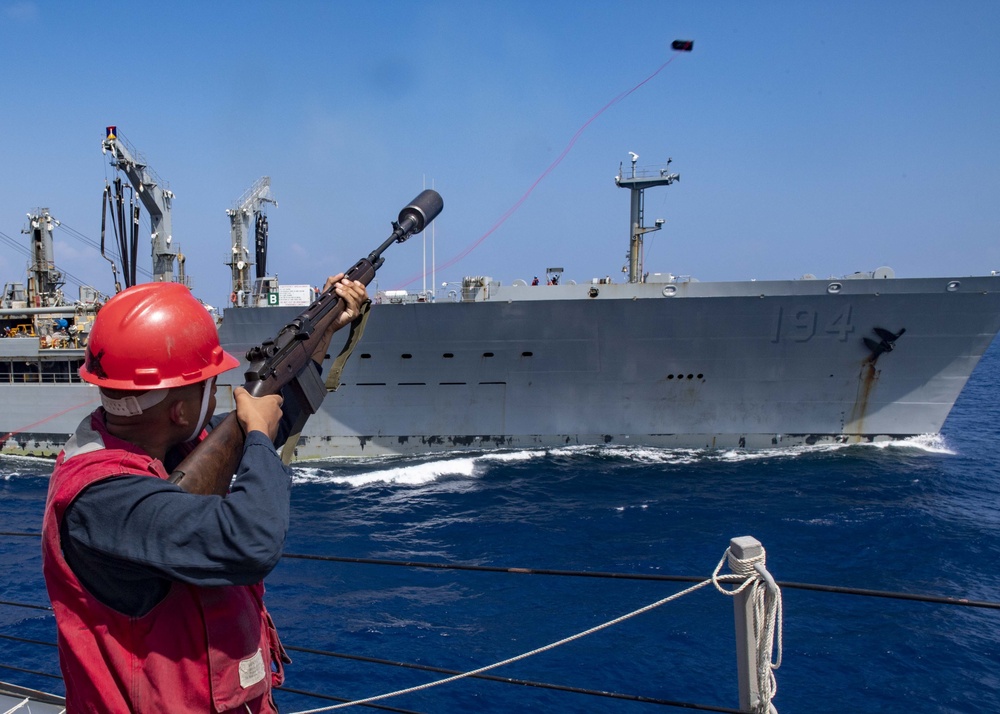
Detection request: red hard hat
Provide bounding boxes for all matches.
[80,282,239,390]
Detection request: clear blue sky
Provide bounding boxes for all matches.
[1,1,998,310]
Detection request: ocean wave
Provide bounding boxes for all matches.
[868,433,955,455]
[294,457,480,487]
[291,448,548,487]
[0,454,57,481]
[548,440,904,464]
[0,433,954,487]
[292,435,954,488]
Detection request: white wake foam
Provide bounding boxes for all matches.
[867,433,955,455]
[292,449,547,487]
[289,435,954,488]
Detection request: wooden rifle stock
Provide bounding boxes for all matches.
[168,189,443,496]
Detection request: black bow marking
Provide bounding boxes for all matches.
[864,327,906,362]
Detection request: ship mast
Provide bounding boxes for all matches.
[22,208,65,306]
[226,177,276,307]
[614,153,679,283]
[101,126,180,284]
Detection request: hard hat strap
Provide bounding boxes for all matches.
[101,389,169,418]
[186,376,216,443]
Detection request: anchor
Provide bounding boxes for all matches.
[864,326,906,362]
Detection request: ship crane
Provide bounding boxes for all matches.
[615,154,679,283]
[226,177,276,307]
[101,126,180,284]
[22,208,65,306]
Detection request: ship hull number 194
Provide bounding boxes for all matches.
[771,306,854,343]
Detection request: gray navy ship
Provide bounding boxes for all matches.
[216,155,1000,458]
[1,136,999,460]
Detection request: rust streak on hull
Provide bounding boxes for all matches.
[848,358,880,434]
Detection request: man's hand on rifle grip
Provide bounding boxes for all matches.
[234,387,284,442]
[311,273,370,365]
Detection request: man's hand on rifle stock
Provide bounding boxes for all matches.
[234,387,284,442]
[311,273,370,365]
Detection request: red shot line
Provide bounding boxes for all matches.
[395,52,684,289]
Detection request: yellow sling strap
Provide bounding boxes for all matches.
[280,300,373,465]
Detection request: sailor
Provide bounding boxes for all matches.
[41,276,367,713]
[532,276,539,285]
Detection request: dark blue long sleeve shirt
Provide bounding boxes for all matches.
[60,418,294,617]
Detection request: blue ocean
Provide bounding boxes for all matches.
[2,340,999,713]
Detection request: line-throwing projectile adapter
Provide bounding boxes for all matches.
[169,189,444,495]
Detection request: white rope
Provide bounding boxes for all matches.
[711,546,783,714]
[1,699,29,714]
[1,697,66,714]
[289,545,771,714]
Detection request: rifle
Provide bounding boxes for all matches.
[169,189,443,495]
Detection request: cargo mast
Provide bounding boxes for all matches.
[22,208,65,306]
[101,126,180,284]
[226,177,276,307]
[614,153,679,283]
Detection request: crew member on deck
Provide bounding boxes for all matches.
[41,276,367,713]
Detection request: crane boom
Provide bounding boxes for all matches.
[226,176,276,307]
[101,126,179,284]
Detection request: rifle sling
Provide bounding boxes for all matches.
[280,301,373,465]
[324,299,373,392]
